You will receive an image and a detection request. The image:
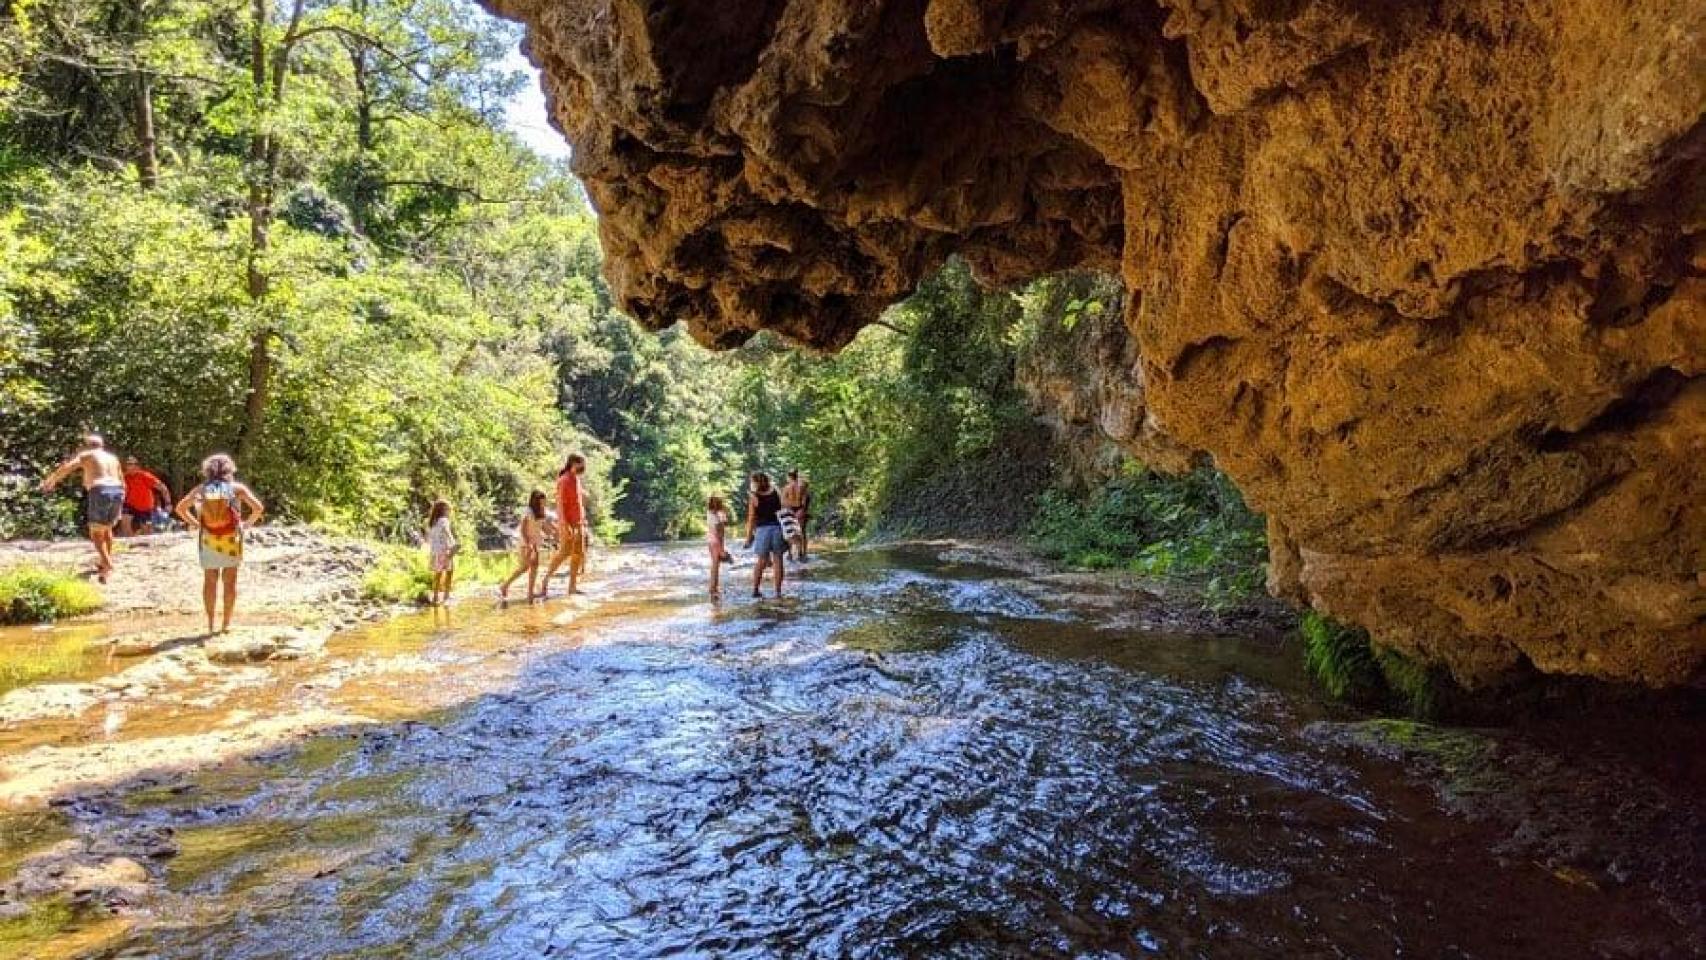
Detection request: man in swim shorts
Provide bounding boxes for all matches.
[41,435,125,582]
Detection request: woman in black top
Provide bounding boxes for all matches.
[744,471,787,598]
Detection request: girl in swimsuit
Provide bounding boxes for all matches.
[706,495,732,597]
[500,491,547,602]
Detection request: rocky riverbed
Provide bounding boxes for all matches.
[0,541,1700,958]
[0,526,380,628]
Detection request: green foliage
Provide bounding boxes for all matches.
[0,0,630,545]
[1300,610,1441,717]
[1028,467,1268,610]
[359,545,512,605]
[1301,610,1383,701]
[0,566,102,624]
[726,258,1048,540]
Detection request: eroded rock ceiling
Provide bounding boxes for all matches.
[488,0,1706,687]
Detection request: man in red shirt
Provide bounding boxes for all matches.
[540,453,588,598]
[119,456,172,536]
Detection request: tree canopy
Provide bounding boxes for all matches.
[1,0,1264,602]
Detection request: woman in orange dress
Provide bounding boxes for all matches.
[174,454,265,634]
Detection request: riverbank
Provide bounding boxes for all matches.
[0,527,380,629]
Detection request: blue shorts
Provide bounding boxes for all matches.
[752,524,786,558]
[125,503,167,524]
[86,487,124,528]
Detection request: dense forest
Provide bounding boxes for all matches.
[0,0,1268,605]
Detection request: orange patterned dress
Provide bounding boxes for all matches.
[197,482,243,570]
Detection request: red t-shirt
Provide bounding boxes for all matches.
[123,470,163,510]
[555,471,585,525]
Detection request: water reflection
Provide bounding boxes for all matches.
[13,545,1697,958]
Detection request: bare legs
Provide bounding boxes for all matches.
[221,567,238,632]
[710,550,723,597]
[751,551,784,598]
[540,525,585,598]
[201,569,218,633]
[500,550,538,602]
[430,566,455,605]
[89,524,114,582]
[200,568,238,633]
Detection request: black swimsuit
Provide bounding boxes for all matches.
[753,490,782,527]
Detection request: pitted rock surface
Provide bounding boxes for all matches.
[488,0,1706,685]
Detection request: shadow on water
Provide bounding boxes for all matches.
[3,544,1701,958]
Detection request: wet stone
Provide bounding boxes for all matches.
[204,627,331,664]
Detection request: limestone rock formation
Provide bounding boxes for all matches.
[489,0,1706,686]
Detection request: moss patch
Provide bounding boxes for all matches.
[1300,611,1450,717]
[310,770,416,804]
[0,810,73,882]
[168,814,376,889]
[0,567,101,625]
[0,896,76,952]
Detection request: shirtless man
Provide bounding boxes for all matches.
[781,468,812,562]
[40,435,126,582]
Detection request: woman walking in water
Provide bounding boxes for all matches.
[499,490,547,602]
[743,472,786,599]
[173,454,264,634]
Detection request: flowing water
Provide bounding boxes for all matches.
[4,544,1700,958]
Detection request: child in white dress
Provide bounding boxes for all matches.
[426,499,458,605]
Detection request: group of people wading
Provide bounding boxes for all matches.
[42,436,264,634]
[706,469,812,600]
[41,436,813,633]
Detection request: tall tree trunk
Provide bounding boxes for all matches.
[236,0,275,463]
[130,0,160,189]
[347,0,376,235]
[133,72,159,189]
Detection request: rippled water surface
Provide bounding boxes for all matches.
[20,545,1702,958]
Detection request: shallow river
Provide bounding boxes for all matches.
[6,544,1701,958]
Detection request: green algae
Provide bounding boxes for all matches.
[0,810,72,882]
[168,814,377,889]
[0,626,109,695]
[311,770,416,804]
[1323,718,1507,804]
[0,896,76,958]
[284,734,364,775]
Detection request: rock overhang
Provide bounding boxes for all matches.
[488,0,1706,686]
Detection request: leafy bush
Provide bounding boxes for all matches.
[1301,610,1384,701]
[1300,610,1442,717]
[1028,467,1268,610]
[360,545,514,605]
[0,566,102,624]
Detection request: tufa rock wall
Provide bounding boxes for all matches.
[488,0,1706,687]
